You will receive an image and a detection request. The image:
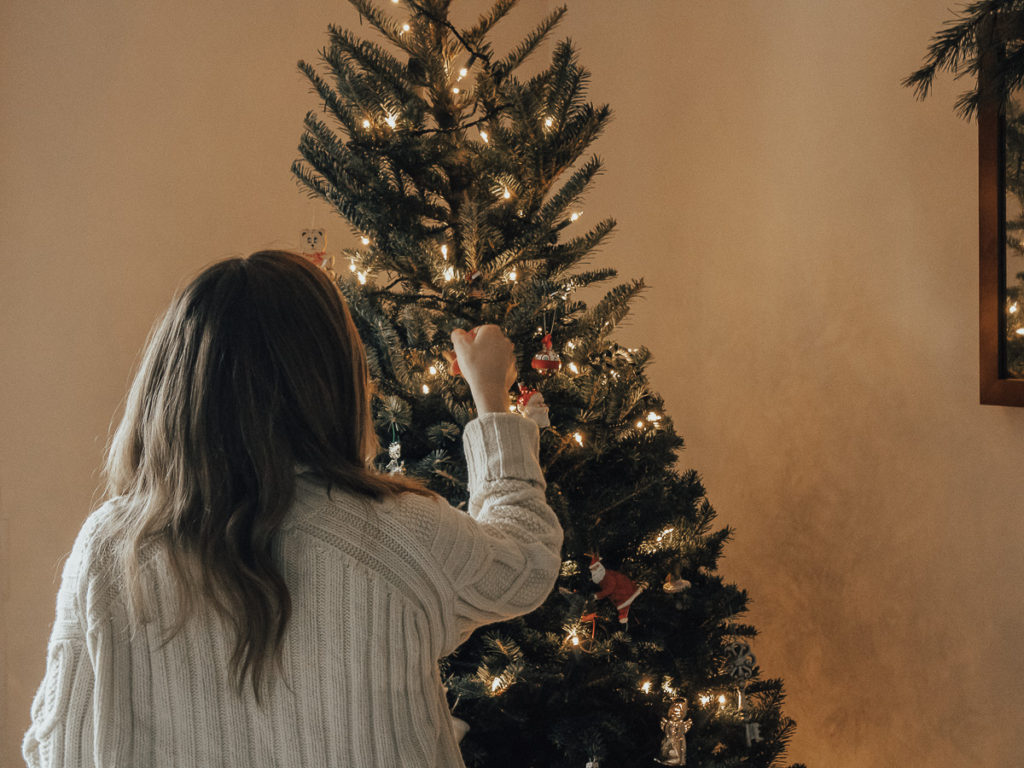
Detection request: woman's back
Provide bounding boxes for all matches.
[26,414,560,768]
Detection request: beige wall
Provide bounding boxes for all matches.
[3,1,1021,765]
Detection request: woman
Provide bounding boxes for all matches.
[23,251,563,767]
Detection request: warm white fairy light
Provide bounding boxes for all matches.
[662,680,676,695]
[570,211,581,222]
[544,116,553,128]
[1016,328,1024,336]
[428,365,438,376]
[480,131,489,143]
[699,694,712,707]
[360,235,370,245]
[502,187,511,199]
[452,86,461,94]
[443,266,455,282]
[385,114,397,129]
[573,432,584,446]
[718,694,727,708]
[647,411,661,422]
[1010,302,1019,314]
[459,67,468,78]
[490,678,502,692]
[567,340,576,350]
[422,384,430,394]
[349,258,357,272]
[401,22,410,33]
[636,420,644,429]
[568,362,580,374]
[357,271,368,285]
[441,244,448,260]
[508,270,518,281]
[640,680,653,694]
[508,405,517,412]
[362,119,371,129]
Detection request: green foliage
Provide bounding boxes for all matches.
[294,1,798,765]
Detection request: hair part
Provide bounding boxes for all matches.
[106,251,432,700]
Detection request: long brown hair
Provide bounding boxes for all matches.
[106,250,432,699]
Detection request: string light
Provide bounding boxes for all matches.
[421,384,430,394]
[699,694,712,707]
[443,266,455,282]
[452,86,461,94]
[459,67,468,78]
[568,362,580,374]
[567,340,576,350]
[357,271,368,285]
[662,680,676,696]
[349,258,357,272]
[1010,302,1019,314]
[543,116,553,129]
[385,114,397,128]
[508,270,518,281]
[502,188,511,199]
[480,131,489,143]
[490,678,502,692]
[573,432,584,446]
[656,527,674,543]
[647,411,661,422]
[362,119,371,129]
[1016,328,1024,336]
[718,694,727,709]
[428,365,437,376]
[360,235,370,245]
[441,244,448,260]
[570,211,581,222]
[636,420,644,429]
[640,680,653,694]
[401,22,410,33]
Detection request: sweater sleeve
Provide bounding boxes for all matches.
[23,519,98,768]
[429,412,563,652]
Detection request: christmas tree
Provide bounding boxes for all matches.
[292,2,801,765]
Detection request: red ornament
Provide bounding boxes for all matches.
[588,554,644,625]
[531,333,562,376]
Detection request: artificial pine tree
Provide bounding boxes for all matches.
[292,2,802,765]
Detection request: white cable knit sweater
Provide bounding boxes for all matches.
[23,413,562,768]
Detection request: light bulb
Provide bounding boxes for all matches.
[452,86,460,94]
[357,271,368,285]
[361,235,370,245]
[640,680,652,694]
[1016,328,1024,336]
[573,432,584,446]
[428,365,437,376]
[508,405,517,412]
[571,636,580,646]
[385,114,397,128]
[349,259,356,272]
[636,420,644,429]
[362,119,371,129]
[443,266,455,282]
[503,188,511,199]
[1011,302,1019,314]
[568,362,579,374]
[570,212,580,222]
[421,384,430,394]
[544,116,553,128]
[509,270,517,281]
[480,131,489,143]
[699,694,712,707]
[459,67,468,78]
[401,22,410,33]
[441,244,448,259]
[647,411,661,421]
[718,694,727,708]
[491,678,501,692]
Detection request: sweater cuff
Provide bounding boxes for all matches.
[463,413,544,492]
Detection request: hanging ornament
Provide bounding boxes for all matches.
[531,333,562,376]
[385,440,405,475]
[744,722,763,747]
[587,553,643,626]
[516,384,550,427]
[299,227,332,271]
[662,573,692,593]
[655,698,693,766]
[724,641,757,682]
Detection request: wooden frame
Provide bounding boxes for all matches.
[979,30,1024,406]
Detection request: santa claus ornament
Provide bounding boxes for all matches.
[587,554,644,626]
[516,385,550,427]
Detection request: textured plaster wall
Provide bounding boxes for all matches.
[2,1,1022,766]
